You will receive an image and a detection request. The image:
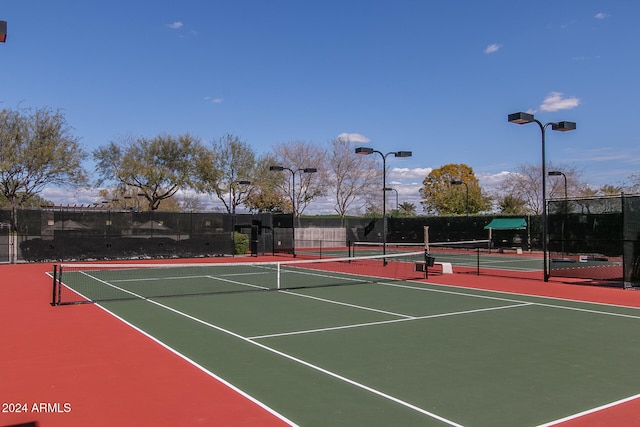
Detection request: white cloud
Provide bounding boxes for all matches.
[204,96,223,104]
[337,133,370,143]
[484,43,502,54]
[539,92,580,112]
[389,167,432,181]
[166,21,184,29]
[477,171,512,190]
[41,187,101,206]
[595,12,609,19]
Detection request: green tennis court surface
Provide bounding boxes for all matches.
[84,273,640,426]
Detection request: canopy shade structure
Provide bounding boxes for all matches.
[484,218,527,230]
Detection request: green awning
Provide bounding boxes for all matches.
[484,218,527,230]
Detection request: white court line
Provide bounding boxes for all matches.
[249,303,532,340]
[383,281,640,321]
[536,393,640,426]
[92,302,299,427]
[280,290,415,318]
[80,271,143,299]
[76,273,464,425]
[81,270,269,296]
[141,297,465,427]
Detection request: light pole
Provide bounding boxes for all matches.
[508,112,576,281]
[269,166,317,257]
[548,171,567,201]
[355,147,412,262]
[451,179,469,216]
[384,187,399,210]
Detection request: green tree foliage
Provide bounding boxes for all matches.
[497,194,528,214]
[419,164,491,214]
[0,107,88,226]
[397,201,417,216]
[244,154,289,213]
[206,134,256,213]
[0,192,53,208]
[93,133,211,211]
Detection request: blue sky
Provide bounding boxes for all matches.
[2,1,639,213]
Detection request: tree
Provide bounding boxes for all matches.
[93,133,211,211]
[0,192,53,208]
[0,107,88,230]
[499,162,584,214]
[397,202,417,216]
[325,137,379,218]
[96,188,188,212]
[419,164,491,214]
[629,173,640,193]
[206,134,256,214]
[497,194,528,215]
[272,140,326,216]
[599,184,623,196]
[244,154,289,213]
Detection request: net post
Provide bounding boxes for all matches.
[51,264,58,306]
[424,226,430,279]
[57,265,64,304]
[277,262,281,290]
[476,247,480,275]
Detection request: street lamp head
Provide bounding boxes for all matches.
[0,21,6,43]
[355,147,374,155]
[551,121,576,132]
[303,168,317,173]
[508,112,535,124]
[451,179,463,185]
[395,151,412,158]
[237,180,251,185]
[548,171,563,176]
[269,165,284,171]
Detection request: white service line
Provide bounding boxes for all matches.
[249,302,532,339]
[143,297,466,427]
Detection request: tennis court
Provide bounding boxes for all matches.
[48,254,640,426]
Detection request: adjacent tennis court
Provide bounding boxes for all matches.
[48,254,640,426]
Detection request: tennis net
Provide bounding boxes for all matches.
[51,251,425,305]
[351,242,424,257]
[352,240,491,256]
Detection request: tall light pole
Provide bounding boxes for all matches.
[355,147,412,262]
[451,179,469,216]
[384,187,398,210]
[508,112,576,281]
[269,166,317,257]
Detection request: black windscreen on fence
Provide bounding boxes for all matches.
[547,195,639,286]
[10,209,273,262]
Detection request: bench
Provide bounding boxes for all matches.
[497,247,523,254]
[414,261,453,274]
